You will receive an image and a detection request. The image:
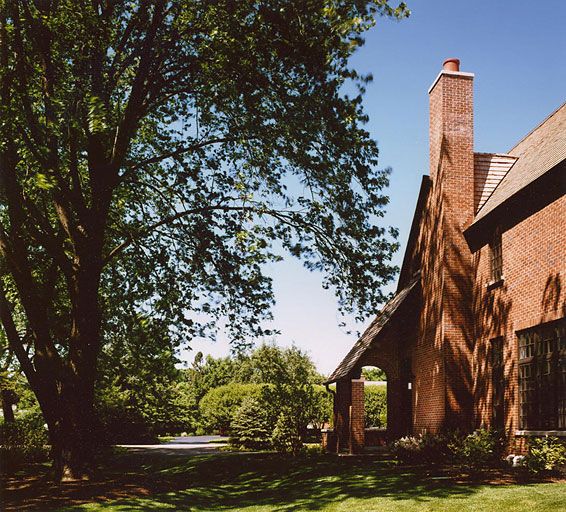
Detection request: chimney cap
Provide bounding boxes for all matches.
[443,58,460,72]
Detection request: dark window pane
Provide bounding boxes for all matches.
[518,319,566,430]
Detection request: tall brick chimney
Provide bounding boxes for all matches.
[428,59,476,430]
[428,58,475,200]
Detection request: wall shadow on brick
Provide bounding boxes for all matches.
[441,191,478,432]
[407,150,445,434]
[471,254,513,432]
[359,294,420,439]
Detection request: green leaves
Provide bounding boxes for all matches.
[87,96,108,135]
[2,2,405,464]
[35,173,55,190]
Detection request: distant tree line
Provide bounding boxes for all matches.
[2,333,387,460]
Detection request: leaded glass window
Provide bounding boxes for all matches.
[518,319,566,430]
[490,228,503,282]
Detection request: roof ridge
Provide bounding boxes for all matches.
[474,152,517,158]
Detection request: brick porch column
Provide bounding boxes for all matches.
[350,379,365,453]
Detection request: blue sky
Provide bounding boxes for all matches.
[180,0,566,375]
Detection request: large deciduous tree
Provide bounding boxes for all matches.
[0,0,407,479]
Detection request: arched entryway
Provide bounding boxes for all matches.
[361,366,388,448]
[323,275,420,453]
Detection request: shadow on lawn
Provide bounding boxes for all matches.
[74,454,492,511]
[4,452,557,511]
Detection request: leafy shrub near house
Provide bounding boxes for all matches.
[364,385,387,427]
[526,436,566,473]
[392,428,507,468]
[391,433,449,464]
[230,396,273,449]
[0,413,49,470]
[448,428,507,470]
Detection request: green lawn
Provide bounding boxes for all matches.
[55,452,566,512]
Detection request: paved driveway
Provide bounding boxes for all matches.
[164,435,227,445]
[118,435,229,456]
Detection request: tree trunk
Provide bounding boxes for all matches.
[44,381,102,481]
[1,388,15,422]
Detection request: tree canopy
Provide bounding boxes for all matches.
[0,0,407,478]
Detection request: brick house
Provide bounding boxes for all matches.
[324,59,566,454]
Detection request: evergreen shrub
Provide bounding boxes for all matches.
[271,411,303,457]
[230,396,272,449]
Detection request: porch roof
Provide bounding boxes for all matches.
[325,274,420,384]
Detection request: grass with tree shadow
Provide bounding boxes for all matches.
[3,450,565,511]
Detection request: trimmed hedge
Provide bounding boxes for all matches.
[364,385,387,428]
[199,383,263,434]
[0,413,49,470]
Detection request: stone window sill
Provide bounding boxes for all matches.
[487,278,504,291]
[514,430,566,437]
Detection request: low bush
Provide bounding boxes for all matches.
[0,413,49,470]
[391,432,449,464]
[392,428,507,469]
[448,428,507,470]
[526,436,566,474]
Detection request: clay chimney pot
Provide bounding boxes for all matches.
[443,58,460,72]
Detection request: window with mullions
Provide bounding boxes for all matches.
[518,319,566,430]
[491,338,505,428]
[489,228,503,283]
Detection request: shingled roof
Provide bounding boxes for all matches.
[325,274,420,384]
[473,101,566,225]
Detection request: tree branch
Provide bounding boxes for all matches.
[0,284,37,382]
[102,200,334,268]
[123,136,255,175]
[110,0,167,168]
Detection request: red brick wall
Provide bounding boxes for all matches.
[473,193,566,434]
[362,307,416,438]
[410,179,445,433]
